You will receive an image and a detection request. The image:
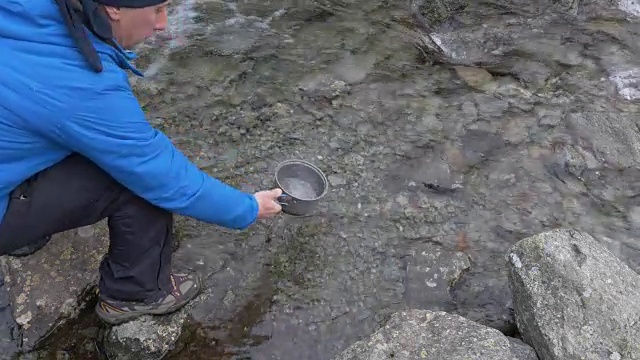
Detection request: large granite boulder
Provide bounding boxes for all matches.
[507,229,640,360]
[332,309,538,360]
[0,224,108,352]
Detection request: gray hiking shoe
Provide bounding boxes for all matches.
[95,272,201,325]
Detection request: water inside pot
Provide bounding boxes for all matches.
[279,177,318,200]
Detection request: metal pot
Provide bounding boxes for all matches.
[275,159,329,216]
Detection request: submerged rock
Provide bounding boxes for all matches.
[0,225,108,352]
[507,229,640,360]
[403,243,471,309]
[332,309,538,360]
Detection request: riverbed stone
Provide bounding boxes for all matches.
[0,224,108,352]
[332,309,538,360]
[403,243,471,309]
[507,228,640,360]
[453,66,496,92]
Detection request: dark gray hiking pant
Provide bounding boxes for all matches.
[0,154,174,302]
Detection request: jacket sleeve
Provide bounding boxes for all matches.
[54,81,259,230]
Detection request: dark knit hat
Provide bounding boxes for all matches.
[54,0,166,73]
[94,0,166,8]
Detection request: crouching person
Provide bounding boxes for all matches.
[0,0,282,324]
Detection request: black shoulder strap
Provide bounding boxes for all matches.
[52,0,114,73]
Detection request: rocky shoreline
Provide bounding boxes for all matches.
[3,228,638,359]
[332,229,640,360]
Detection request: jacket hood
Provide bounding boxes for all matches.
[0,0,142,75]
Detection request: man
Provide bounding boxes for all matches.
[0,0,283,325]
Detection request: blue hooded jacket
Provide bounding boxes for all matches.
[0,0,259,229]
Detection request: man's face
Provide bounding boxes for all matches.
[104,2,169,49]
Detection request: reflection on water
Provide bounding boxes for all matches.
[280,178,317,199]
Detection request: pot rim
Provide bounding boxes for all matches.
[274,159,329,201]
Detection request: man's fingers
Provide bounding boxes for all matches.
[254,189,285,219]
[271,189,283,213]
[271,188,283,198]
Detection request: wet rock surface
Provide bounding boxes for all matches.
[332,309,539,360]
[507,229,640,360]
[2,0,640,358]
[104,307,193,360]
[0,225,108,355]
[0,272,20,359]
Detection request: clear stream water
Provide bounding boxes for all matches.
[3,0,640,359]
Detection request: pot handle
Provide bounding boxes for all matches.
[277,193,290,206]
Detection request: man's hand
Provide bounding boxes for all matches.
[254,188,283,219]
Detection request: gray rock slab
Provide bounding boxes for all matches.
[507,228,640,360]
[333,309,538,360]
[0,225,108,351]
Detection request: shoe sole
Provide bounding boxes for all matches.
[95,279,202,325]
[96,301,186,325]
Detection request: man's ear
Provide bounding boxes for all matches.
[102,5,121,21]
